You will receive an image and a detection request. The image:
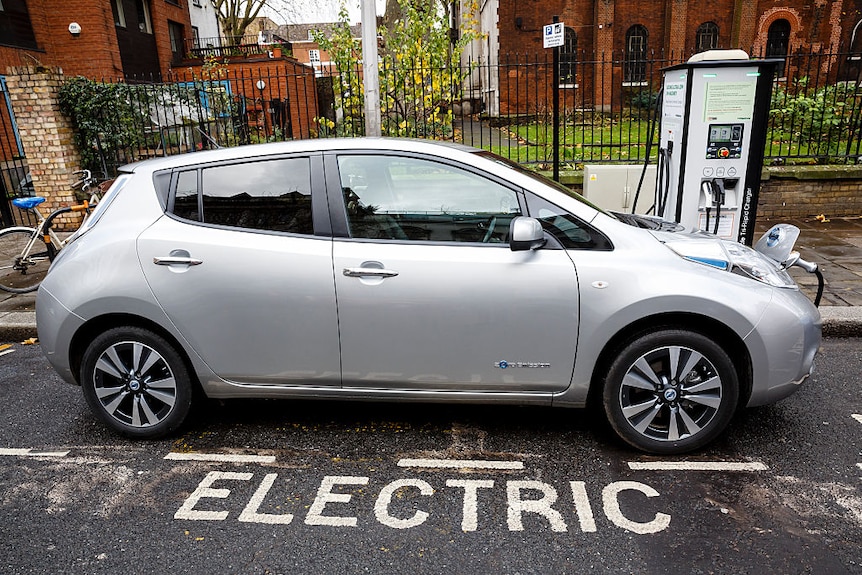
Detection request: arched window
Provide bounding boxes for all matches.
[766,19,791,76]
[695,22,719,53]
[849,19,862,54]
[560,27,577,84]
[625,25,648,82]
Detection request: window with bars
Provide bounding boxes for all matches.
[695,22,719,53]
[559,28,577,85]
[766,19,791,77]
[625,25,648,83]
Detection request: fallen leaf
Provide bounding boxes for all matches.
[21,338,38,345]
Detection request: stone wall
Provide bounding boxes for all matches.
[5,66,83,230]
[757,167,862,219]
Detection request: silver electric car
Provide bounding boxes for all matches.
[36,138,821,454]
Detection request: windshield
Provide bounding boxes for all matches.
[474,151,616,218]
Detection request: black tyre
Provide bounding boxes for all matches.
[602,329,739,454]
[0,228,49,293]
[80,327,192,438]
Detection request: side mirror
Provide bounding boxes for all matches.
[510,216,546,251]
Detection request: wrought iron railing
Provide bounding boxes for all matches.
[184,35,291,60]
[58,48,862,178]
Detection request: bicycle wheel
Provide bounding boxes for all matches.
[0,227,50,293]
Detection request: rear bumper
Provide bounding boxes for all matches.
[36,286,83,385]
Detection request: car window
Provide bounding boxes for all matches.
[173,170,200,221]
[170,158,313,234]
[337,155,521,243]
[526,193,613,250]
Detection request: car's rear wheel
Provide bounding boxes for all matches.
[602,329,739,454]
[80,327,192,438]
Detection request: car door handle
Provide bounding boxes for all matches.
[343,267,399,278]
[153,256,203,266]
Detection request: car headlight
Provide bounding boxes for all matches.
[664,238,797,288]
[722,241,797,288]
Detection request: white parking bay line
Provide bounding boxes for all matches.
[0,448,69,458]
[628,461,768,472]
[397,458,524,470]
[852,414,862,425]
[165,452,276,464]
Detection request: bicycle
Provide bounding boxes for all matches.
[0,170,103,293]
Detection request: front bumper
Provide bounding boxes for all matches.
[745,288,821,407]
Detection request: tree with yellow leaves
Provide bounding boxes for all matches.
[317,0,484,139]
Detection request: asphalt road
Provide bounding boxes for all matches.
[1,340,860,574]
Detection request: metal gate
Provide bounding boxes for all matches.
[0,75,32,228]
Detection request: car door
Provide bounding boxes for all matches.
[330,153,580,393]
[137,154,341,386]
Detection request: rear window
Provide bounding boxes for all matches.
[69,174,132,239]
[169,157,314,235]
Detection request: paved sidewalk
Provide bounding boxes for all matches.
[1,216,860,340]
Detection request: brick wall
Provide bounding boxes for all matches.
[497,1,857,79]
[15,0,123,78]
[154,0,196,76]
[2,0,195,81]
[757,175,862,219]
[4,67,83,230]
[562,168,862,219]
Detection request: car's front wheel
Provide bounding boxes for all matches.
[602,329,739,454]
[80,327,192,438]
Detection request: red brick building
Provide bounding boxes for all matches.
[465,0,862,114]
[497,0,860,59]
[0,0,194,79]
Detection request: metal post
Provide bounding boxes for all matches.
[361,0,381,137]
[552,16,560,182]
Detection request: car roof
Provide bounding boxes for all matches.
[120,138,481,174]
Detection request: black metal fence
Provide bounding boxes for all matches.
[70,48,862,177]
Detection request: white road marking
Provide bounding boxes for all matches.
[628,461,768,472]
[397,458,524,470]
[305,475,369,527]
[602,481,671,534]
[506,480,568,532]
[173,472,672,533]
[374,478,434,529]
[851,414,862,425]
[164,452,276,464]
[446,479,494,532]
[238,473,294,525]
[175,471,253,521]
[0,448,69,458]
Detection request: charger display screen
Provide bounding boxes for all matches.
[706,123,744,159]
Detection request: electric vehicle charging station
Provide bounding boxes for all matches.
[655,50,778,245]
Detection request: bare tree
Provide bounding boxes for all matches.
[211,0,268,42]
